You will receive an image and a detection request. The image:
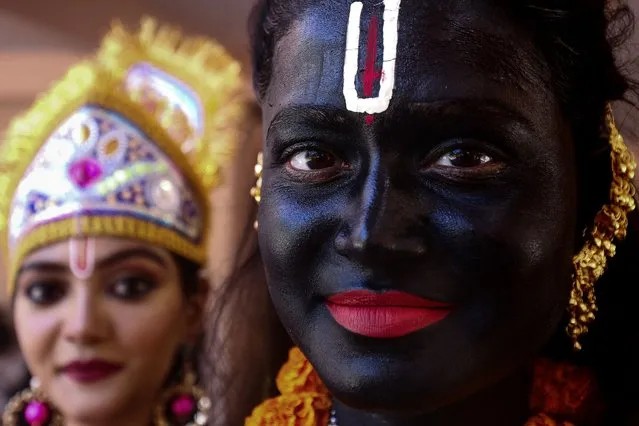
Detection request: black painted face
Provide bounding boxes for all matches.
[258,0,578,412]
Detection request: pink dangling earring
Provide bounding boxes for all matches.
[154,363,211,426]
[2,377,62,426]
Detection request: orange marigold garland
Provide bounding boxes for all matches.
[246,347,331,426]
[275,347,329,396]
[524,414,574,426]
[529,359,603,425]
[246,348,600,426]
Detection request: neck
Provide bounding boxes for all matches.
[333,367,532,426]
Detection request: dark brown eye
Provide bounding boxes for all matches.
[24,281,66,306]
[289,149,340,171]
[109,276,156,301]
[435,148,493,168]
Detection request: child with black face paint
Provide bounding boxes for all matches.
[245,0,639,425]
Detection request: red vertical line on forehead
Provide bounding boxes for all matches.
[363,15,380,97]
[78,241,88,271]
[69,217,95,279]
[363,15,381,125]
[71,238,89,272]
[73,219,87,272]
[69,236,96,280]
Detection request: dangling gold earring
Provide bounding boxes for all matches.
[567,104,637,350]
[2,377,63,426]
[250,151,263,230]
[153,362,211,426]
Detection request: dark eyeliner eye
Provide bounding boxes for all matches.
[435,148,493,168]
[288,149,341,171]
[24,282,66,306]
[109,277,156,301]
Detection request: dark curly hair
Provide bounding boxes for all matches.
[248,0,639,422]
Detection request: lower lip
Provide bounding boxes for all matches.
[62,364,123,384]
[326,293,452,338]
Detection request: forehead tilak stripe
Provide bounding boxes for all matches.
[343,0,401,115]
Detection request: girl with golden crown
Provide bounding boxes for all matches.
[1,18,285,426]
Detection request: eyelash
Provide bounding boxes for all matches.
[23,280,67,306]
[108,276,157,301]
[21,272,159,306]
[281,140,504,169]
[277,140,342,163]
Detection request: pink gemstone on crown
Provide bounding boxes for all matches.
[68,158,103,188]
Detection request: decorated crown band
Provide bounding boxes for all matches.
[0,18,245,293]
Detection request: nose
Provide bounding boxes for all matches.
[334,158,427,263]
[62,287,108,345]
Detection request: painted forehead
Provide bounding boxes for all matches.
[266,0,548,114]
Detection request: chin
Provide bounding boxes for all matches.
[314,343,458,412]
[323,353,503,415]
[56,399,121,423]
[302,313,503,413]
[52,383,130,422]
[331,379,439,412]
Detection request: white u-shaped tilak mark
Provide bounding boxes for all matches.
[343,0,401,114]
[69,237,96,280]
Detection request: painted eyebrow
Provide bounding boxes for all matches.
[267,105,356,138]
[443,23,548,91]
[400,98,535,130]
[16,248,167,279]
[269,100,534,133]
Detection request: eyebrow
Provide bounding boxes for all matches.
[16,248,168,279]
[400,98,535,131]
[442,23,548,91]
[268,99,534,134]
[267,105,356,139]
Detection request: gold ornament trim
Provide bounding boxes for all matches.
[250,152,263,204]
[567,104,637,350]
[0,62,209,293]
[250,152,263,230]
[97,17,245,192]
[8,215,206,294]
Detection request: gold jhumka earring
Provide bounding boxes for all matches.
[2,377,63,426]
[567,104,636,350]
[250,151,263,230]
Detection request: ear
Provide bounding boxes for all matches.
[183,273,209,342]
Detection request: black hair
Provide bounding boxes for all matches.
[198,99,292,426]
[162,254,202,386]
[0,308,30,412]
[248,0,639,422]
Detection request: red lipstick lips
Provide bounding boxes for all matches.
[61,360,123,384]
[326,290,452,338]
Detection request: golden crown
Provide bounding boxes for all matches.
[0,18,246,293]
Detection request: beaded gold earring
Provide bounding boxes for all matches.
[153,363,211,426]
[250,152,263,230]
[567,104,636,350]
[2,377,63,426]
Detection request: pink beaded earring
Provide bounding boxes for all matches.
[153,363,211,426]
[2,377,63,426]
